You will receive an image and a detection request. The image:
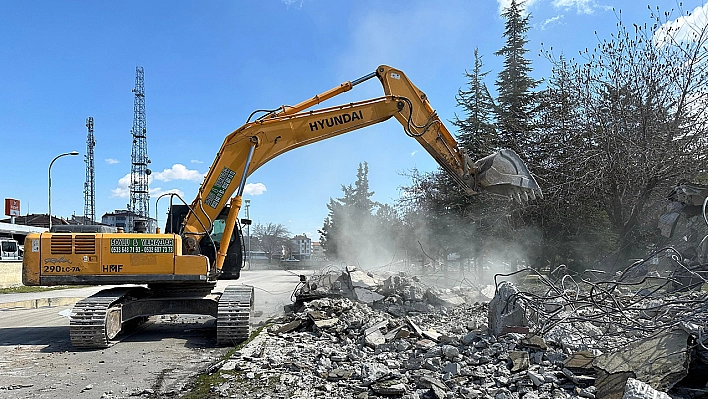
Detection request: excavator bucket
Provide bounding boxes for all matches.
[474,149,542,202]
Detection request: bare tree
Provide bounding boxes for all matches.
[253,222,291,262]
[539,6,708,260]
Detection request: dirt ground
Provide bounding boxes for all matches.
[0,269,309,399]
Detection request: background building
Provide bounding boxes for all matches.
[311,241,325,261]
[101,210,156,233]
[289,234,312,260]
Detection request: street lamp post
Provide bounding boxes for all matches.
[48,151,79,230]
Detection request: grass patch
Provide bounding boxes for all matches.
[0,285,89,294]
[223,324,268,359]
[179,371,229,399]
[181,323,270,398]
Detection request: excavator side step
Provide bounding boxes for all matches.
[216,285,254,346]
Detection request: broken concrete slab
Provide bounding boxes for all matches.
[354,287,384,303]
[274,319,302,334]
[364,319,388,336]
[509,351,530,372]
[658,212,680,238]
[594,328,690,399]
[371,378,407,395]
[521,335,548,350]
[423,329,442,342]
[406,315,424,337]
[314,317,339,330]
[364,329,385,348]
[527,370,545,386]
[565,350,596,373]
[361,362,391,386]
[346,266,380,289]
[488,281,529,337]
[622,378,672,399]
[426,288,467,307]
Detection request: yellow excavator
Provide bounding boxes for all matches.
[22,65,541,348]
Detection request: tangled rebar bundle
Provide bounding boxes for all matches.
[493,255,708,354]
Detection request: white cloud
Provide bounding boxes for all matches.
[111,166,200,199]
[654,4,708,47]
[150,187,184,198]
[190,159,203,164]
[410,151,418,157]
[111,173,131,198]
[105,158,120,164]
[551,0,597,15]
[282,0,304,8]
[152,164,204,182]
[541,15,564,30]
[244,183,267,196]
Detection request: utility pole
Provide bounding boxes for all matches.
[83,117,96,224]
[129,66,151,228]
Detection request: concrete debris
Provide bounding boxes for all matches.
[564,351,596,373]
[0,384,33,390]
[622,378,672,399]
[295,267,477,316]
[488,281,529,337]
[347,265,380,289]
[594,328,691,398]
[521,335,548,351]
[211,294,594,398]
[354,287,385,303]
[509,350,530,372]
[205,263,708,399]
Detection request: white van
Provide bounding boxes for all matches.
[0,238,21,261]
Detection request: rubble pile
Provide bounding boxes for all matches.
[491,266,708,398]
[206,265,708,399]
[296,265,492,310]
[215,297,591,399]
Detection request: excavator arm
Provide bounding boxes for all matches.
[181,65,541,273]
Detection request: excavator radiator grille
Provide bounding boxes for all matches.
[50,235,73,254]
[50,235,97,254]
[74,235,96,254]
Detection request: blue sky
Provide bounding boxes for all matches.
[1,0,706,240]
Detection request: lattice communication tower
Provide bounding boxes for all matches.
[129,66,150,219]
[83,117,96,224]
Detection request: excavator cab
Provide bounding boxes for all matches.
[165,204,244,279]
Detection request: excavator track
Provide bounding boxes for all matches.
[70,288,135,349]
[216,285,254,346]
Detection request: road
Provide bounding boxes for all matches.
[0,268,313,399]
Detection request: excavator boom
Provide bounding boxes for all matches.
[182,65,541,272]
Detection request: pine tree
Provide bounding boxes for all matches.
[453,48,498,159]
[353,162,375,215]
[319,162,377,262]
[494,0,540,156]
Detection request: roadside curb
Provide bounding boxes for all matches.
[0,296,82,310]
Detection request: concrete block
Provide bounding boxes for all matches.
[0,261,22,288]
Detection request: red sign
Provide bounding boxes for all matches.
[4,199,20,217]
